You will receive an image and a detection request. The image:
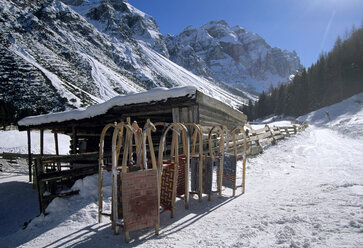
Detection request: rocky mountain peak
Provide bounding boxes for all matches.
[1,0,247,123]
[1,0,303,125]
[165,20,302,92]
[201,20,233,39]
[65,0,168,56]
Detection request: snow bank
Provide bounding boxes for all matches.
[298,93,363,137]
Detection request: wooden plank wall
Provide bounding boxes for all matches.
[172,106,199,124]
[199,104,242,129]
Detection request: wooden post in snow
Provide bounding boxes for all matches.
[40,129,44,156]
[27,129,32,182]
[54,132,59,155]
[54,132,61,171]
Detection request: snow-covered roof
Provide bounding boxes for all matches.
[18,86,197,127]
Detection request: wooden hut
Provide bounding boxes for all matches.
[18,86,246,155]
[17,86,247,213]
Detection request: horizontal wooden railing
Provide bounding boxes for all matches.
[190,122,308,158]
[243,122,309,156]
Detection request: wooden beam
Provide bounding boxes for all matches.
[54,132,59,155]
[27,129,32,182]
[54,132,61,171]
[172,108,180,123]
[40,129,44,156]
[120,108,172,117]
[72,126,77,154]
[34,158,44,214]
[39,152,99,162]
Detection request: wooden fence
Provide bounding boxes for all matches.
[243,122,309,156]
[204,122,308,158]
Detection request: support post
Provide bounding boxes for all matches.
[72,126,77,154]
[54,132,61,171]
[40,129,44,156]
[267,125,276,145]
[54,132,59,155]
[34,158,44,214]
[27,129,32,182]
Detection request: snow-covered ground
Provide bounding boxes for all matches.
[0,130,70,155]
[0,93,362,247]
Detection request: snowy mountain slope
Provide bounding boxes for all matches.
[0,95,362,247]
[65,0,249,104]
[298,92,363,138]
[0,0,247,120]
[1,0,144,111]
[68,0,169,57]
[165,20,303,93]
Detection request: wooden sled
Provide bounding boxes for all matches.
[98,122,122,223]
[99,119,159,243]
[208,125,228,199]
[158,123,190,218]
[222,126,248,196]
[185,123,207,202]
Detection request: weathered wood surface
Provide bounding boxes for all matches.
[31,151,101,214]
[196,91,247,127]
[0,152,75,160]
[40,151,98,160]
[243,122,309,156]
[35,158,98,214]
[27,129,32,182]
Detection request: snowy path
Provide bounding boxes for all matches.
[1,125,362,247]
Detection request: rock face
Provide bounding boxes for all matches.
[0,0,301,121]
[165,20,302,92]
[0,0,247,120]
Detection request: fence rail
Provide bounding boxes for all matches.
[244,122,309,156]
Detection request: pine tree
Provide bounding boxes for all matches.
[245,24,363,121]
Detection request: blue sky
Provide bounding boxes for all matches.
[128,0,363,68]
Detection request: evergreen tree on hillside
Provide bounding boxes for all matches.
[248,24,363,120]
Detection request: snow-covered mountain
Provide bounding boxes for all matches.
[0,0,250,119]
[0,0,301,119]
[165,20,302,93]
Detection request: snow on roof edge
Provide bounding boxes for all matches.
[18,86,197,127]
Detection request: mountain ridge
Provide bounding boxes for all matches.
[164,19,302,92]
[1,0,301,124]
